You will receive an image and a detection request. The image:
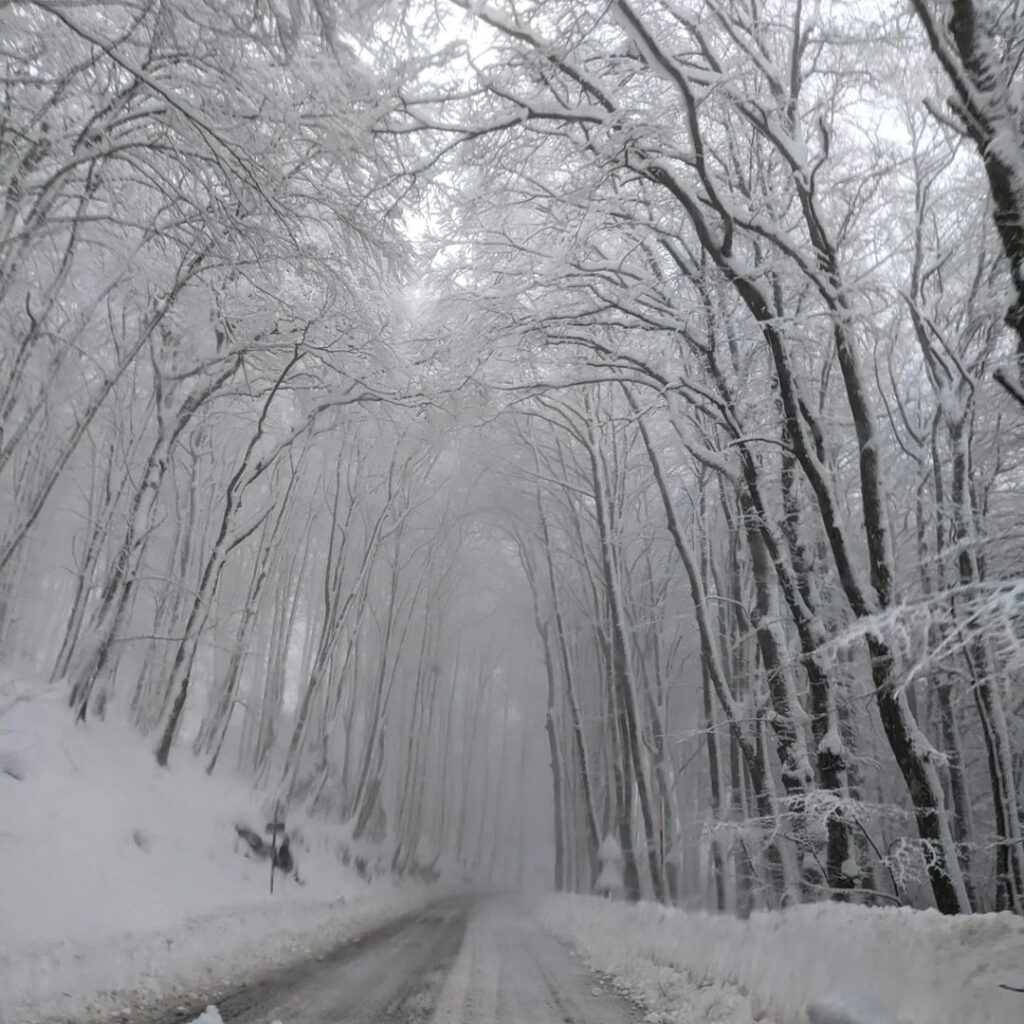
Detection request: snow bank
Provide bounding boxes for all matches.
[188,1005,288,1024]
[187,1009,224,1024]
[0,686,437,1023]
[540,895,1024,1024]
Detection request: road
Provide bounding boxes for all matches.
[157,896,641,1024]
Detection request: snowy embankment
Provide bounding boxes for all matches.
[540,895,1024,1024]
[0,688,439,1023]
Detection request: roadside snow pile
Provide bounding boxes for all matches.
[0,687,435,1023]
[540,895,1024,1024]
[188,1009,224,1024]
[187,1007,282,1024]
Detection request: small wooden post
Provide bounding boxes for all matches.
[266,807,286,895]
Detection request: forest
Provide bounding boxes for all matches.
[2,0,1024,921]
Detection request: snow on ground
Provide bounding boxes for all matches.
[0,684,438,1023]
[540,894,1024,1024]
[187,1008,281,1024]
[187,1010,225,1024]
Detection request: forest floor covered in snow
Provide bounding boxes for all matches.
[0,685,440,1024]
[540,894,1024,1024]
[6,681,1024,1024]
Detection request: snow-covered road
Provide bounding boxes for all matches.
[156,897,641,1024]
[428,898,642,1024]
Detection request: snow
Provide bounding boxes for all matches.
[188,1009,285,1024]
[593,861,624,893]
[817,727,844,757]
[595,830,625,894]
[0,686,438,1023]
[540,894,1024,1024]
[596,832,623,861]
[188,1009,224,1024]
[429,898,639,1024]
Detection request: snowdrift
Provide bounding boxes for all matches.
[0,686,433,1022]
[541,894,1024,1024]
